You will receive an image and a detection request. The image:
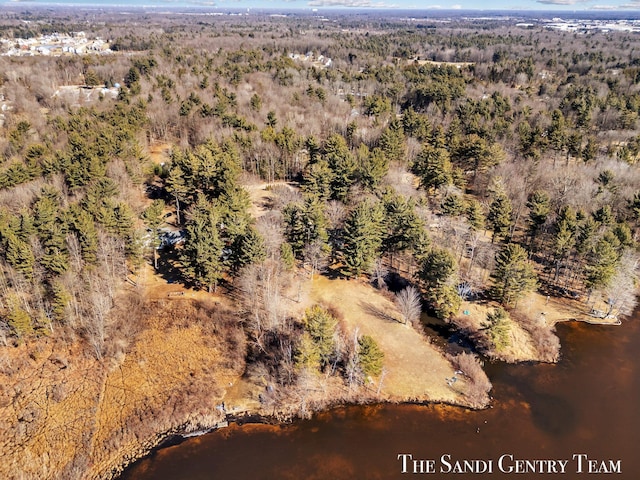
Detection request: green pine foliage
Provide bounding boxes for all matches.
[296,305,337,370]
[482,307,512,352]
[283,198,329,258]
[358,335,384,377]
[417,248,461,320]
[340,200,385,277]
[491,243,538,306]
[180,196,225,293]
[487,189,513,243]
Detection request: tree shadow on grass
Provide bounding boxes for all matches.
[358,301,403,325]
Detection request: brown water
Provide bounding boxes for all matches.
[121,319,639,480]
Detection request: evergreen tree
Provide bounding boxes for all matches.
[180,196,225,292]
[358,147,389,192]
[552,207,577,282]
[50,281,72,323]
[527,190,550,245]
[358,335,384,377]
[340,200,384,277]
[418,248,457,290]
[70,209,98,264]
[402,107,431,141]
[584,234,620,293]
[229,226,267,273]
[302,160,334,201]
[430,285,462,321]
[548,109,567,159]
[491,243,538,306]
[8,303,33,338]
[378,119,405,163]
[166,165,189,224]
[300,305,337,369]
[283,198,329,258]
[324,134,356,202]
[466,199,485,231]
[487,189,513,242]
[441,193,465,217]
[482,307,511,351]
[382,192,424,262]
[4,232,35,279]
[280,242,295,270]
[412,145,453,193]
[295,332,321,370]
[142,199,166,269]
[593,205,614,226]
[417,248,461,320]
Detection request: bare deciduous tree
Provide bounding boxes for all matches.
[603,249,639,318]
[370,258,388,290]
[395,286,422,326]
[302,240,329,278]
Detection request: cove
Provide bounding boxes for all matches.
[120,319,640,480]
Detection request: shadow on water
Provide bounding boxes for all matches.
[420,311,477,354]
[527,391,578,436]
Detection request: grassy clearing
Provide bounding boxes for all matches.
[308,276,469,405]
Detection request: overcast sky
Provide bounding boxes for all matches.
[4,0,640,12]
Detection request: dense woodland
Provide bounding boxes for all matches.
[0,10,640,464]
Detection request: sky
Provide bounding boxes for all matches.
[3,0,640,12]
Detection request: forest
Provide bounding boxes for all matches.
[0,8,639,479]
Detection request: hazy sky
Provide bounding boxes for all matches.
[4,0,640,12]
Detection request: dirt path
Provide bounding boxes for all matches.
[309,276,466,404]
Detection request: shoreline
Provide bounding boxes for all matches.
[106,292,626,479]
[110,393,486,480]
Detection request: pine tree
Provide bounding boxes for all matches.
[431,285,462,321]
[418,248,457,290]
[466,199,485,231]
[527,190,550,245]
[382,192,424,262]
[4,232,35,279]
[441,193,465,217]
[417,248,461,320]
[412,145,453,193]
[358,147,388,192]
[300,305,337,368]
[358,335,384,377]
[283,198,328,258]
[8,304,33,338]
[302,160,334,201]
[70,209,98,264]
[180,196,225,292]
[229,226,267,273]
[295,332,321,370]
[487,190,512,243]
[280,242,295,270]
[584,233,620,293]
[491,243,538,306]
[482,307,511,351]
[50,281,72,323]
[548,109,567,159]
[324,133,356,202]
[378,119,405,163]
[166,165,189,224]
[552,207,577,282]
[142,199,165,269]
[340,200,384,277]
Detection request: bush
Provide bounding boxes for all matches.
[448,352,492,408]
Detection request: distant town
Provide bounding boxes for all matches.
[0,31,111,56]
[541,18,640,33]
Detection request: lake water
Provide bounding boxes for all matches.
[121,318,639,479]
